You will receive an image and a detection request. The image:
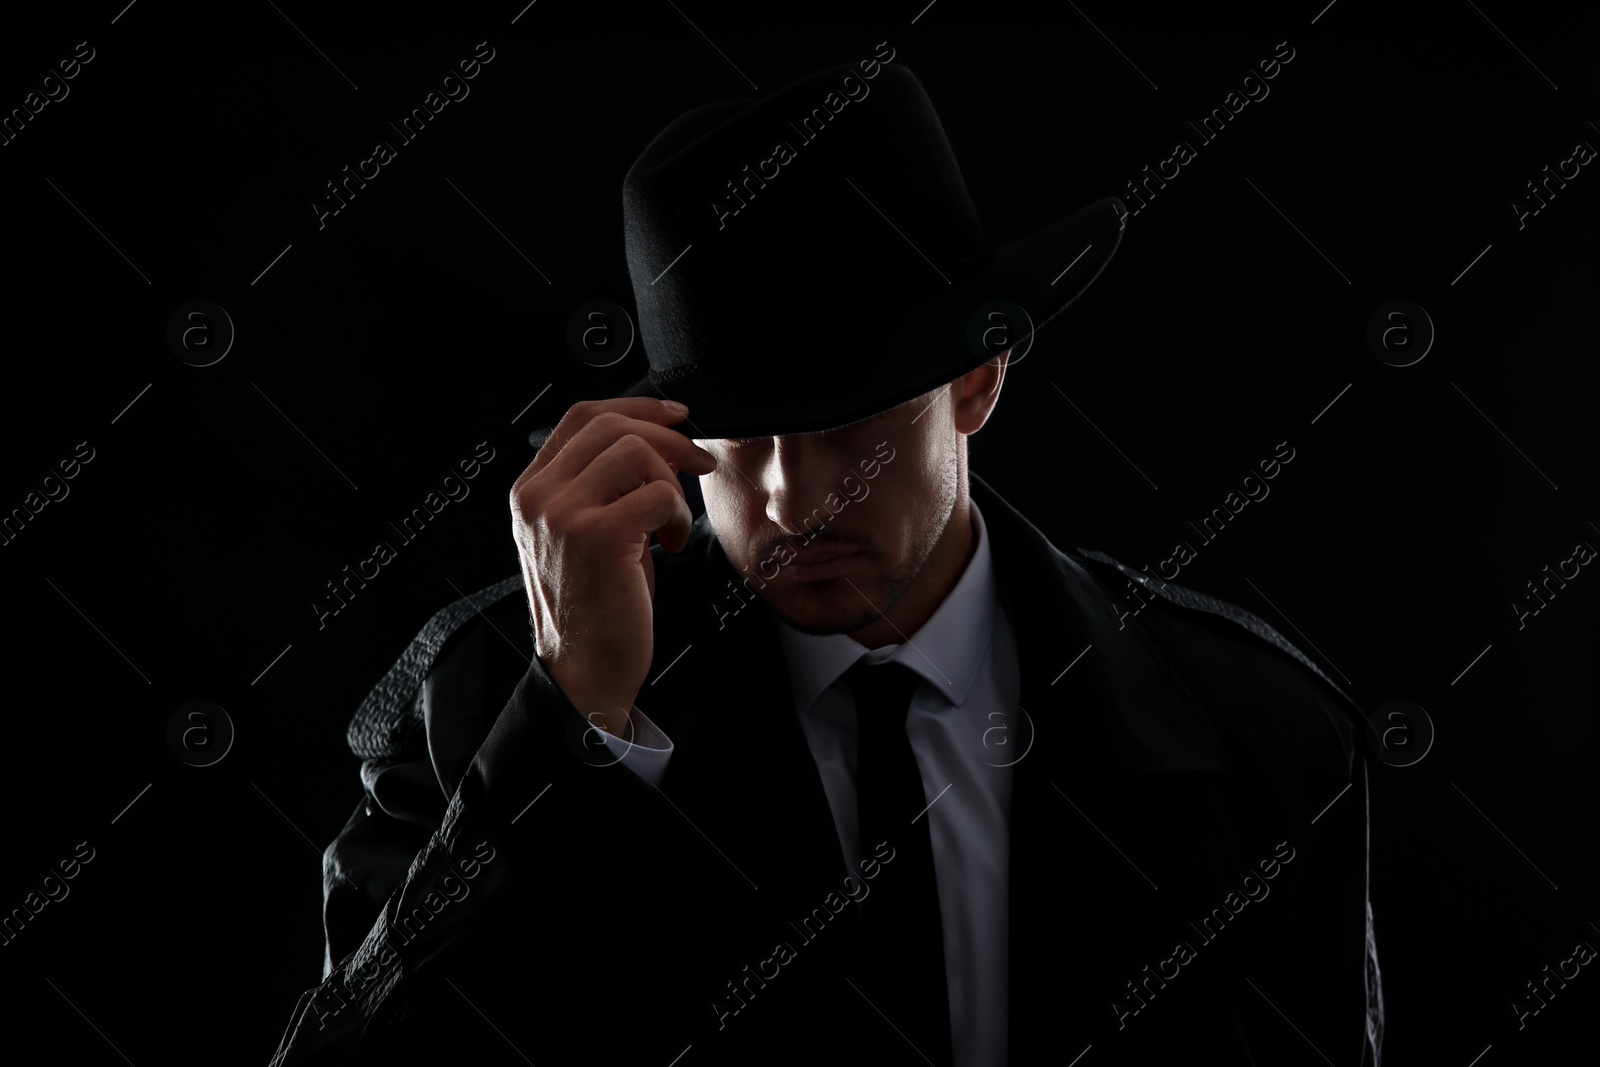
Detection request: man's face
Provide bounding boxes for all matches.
[697,388,963,637]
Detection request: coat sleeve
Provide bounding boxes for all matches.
[1211,632,1385,1067]
[1236,722,1384,1066]
[266,616,667,1065]
[1101,553,1385,1066]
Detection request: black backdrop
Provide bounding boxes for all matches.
[0,1,1594,1063]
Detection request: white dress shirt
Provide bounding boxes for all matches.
[603,500,1019,1067]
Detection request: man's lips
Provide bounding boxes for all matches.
[776,544,864,581]
[785,545,858,564]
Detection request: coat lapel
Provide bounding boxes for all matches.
[970,475,1256,1059]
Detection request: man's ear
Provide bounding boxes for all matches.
[951,349,1008,435]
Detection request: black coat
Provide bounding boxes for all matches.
[268,473,1382,1066]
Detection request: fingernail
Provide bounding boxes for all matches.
[664,400,689,413]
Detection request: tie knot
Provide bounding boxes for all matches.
[841,658,921,729]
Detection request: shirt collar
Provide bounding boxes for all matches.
[771,497,998,713]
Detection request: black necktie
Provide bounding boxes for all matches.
[843,658,953,1067]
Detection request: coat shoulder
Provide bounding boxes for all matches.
[1070,546,1369,769]
[1080,550,1355,692]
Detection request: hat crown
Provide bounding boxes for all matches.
[621,63,992,388]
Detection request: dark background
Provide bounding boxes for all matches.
[0,1,1594,1063]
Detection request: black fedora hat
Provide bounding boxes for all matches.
[540,59,1124,446]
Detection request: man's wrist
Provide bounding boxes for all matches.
[541,656,639,738]
[578,700,637,740]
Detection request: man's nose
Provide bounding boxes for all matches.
[762,435,846,534]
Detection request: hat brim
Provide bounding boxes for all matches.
[533,196,1125,448]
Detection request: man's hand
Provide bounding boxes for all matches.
[510,398,718,738]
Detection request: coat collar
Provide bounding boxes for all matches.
[641,473,1232,879]
[675,469,1228,776]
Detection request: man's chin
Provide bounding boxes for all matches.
[760,582,884,637]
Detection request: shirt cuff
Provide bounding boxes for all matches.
[596,706,673,787]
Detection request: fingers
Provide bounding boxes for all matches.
[569,431,688,515]
[526,398,713,484]
[555,413,718,487]
[610,476,696,555]
[512,429,697,551]
[509,397,714,560]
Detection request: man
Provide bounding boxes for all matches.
[270,58,1382,1066]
